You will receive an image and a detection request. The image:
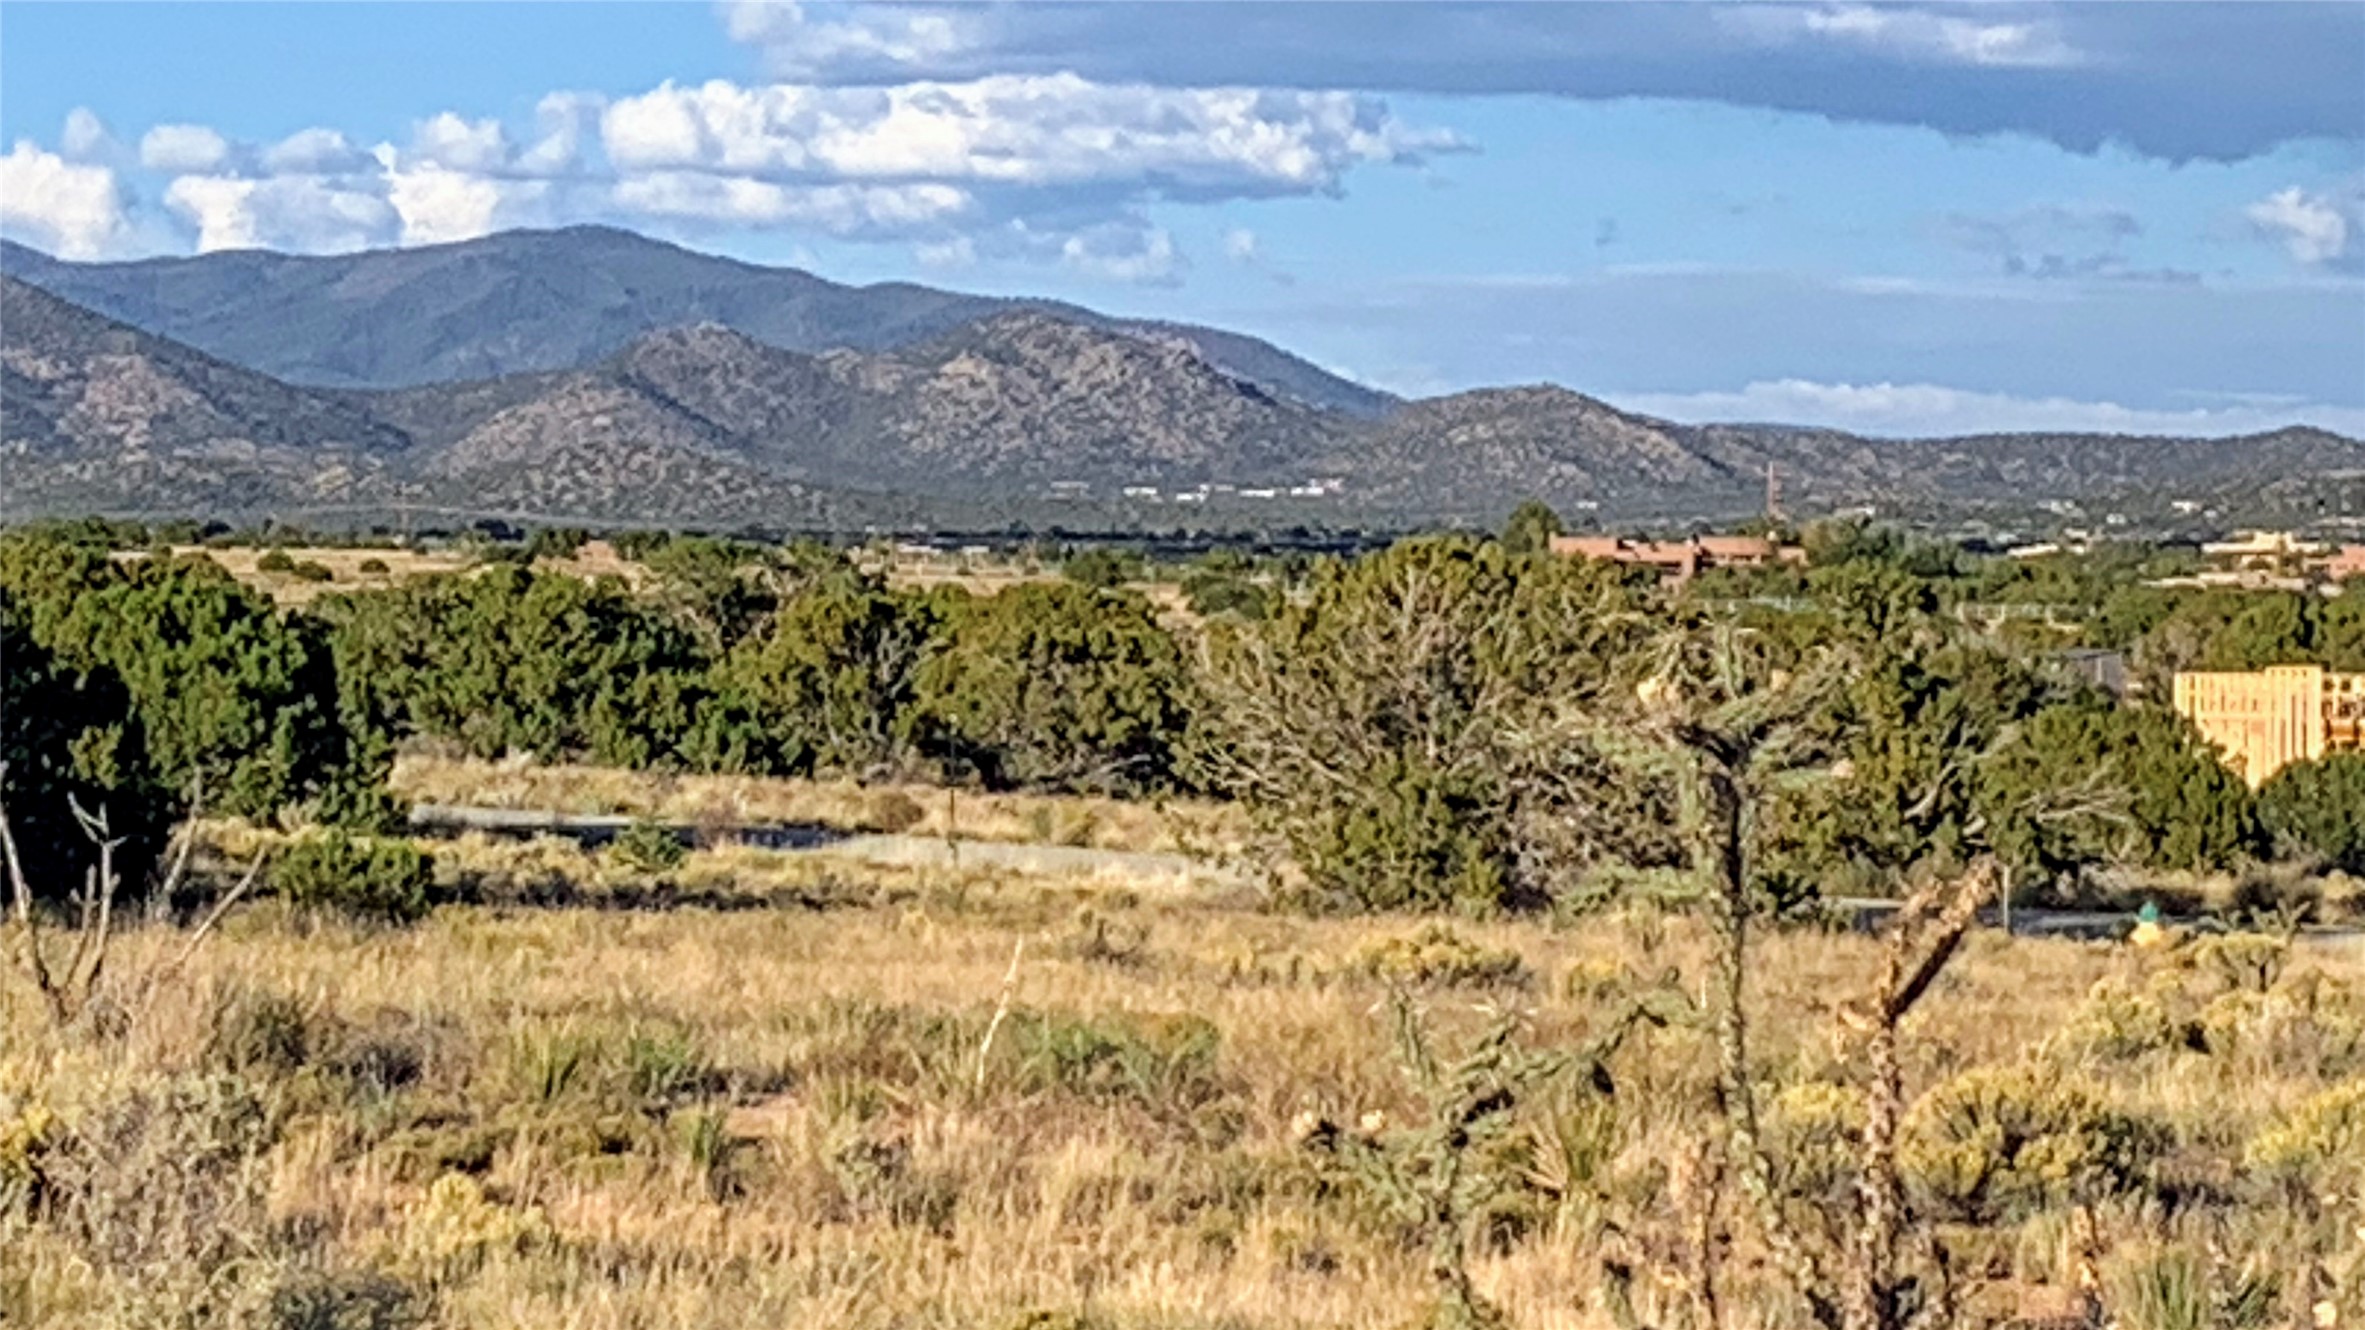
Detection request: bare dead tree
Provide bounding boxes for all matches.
[1,766,136,1024]
[0,763,263,1025]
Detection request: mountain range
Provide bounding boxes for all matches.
[5,228,2361,530]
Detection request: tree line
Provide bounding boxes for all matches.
[3,522,2360,913]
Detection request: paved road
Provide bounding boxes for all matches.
[1827,896,2361,948]
[409,804,2360,945]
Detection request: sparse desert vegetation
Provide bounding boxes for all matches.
[4,862,2360,1329]
[8,516,2365,1328]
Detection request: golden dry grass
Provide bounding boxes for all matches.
[391,752,1252,858]
[153,537,1197,624]
[158,539,664,608]
[129,545,475,606]
[4,854,2359,1329]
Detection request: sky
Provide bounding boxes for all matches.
[2,1,2361,438]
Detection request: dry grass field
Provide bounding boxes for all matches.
[153,540,663,607]
[160,539,1180,612]
[4,847,2360,1330]
[390,753,1252,858]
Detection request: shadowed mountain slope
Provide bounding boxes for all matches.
[0,228,1399,417]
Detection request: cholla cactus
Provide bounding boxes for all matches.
[1309,990,1660,1330]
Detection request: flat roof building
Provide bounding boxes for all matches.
[1549,533,1806,583]
[2314,545,2365,584]
[2172,664,2365,787]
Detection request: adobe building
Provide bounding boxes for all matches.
[1549,533,1806,583]
[2172,664,2365,787]
[2314,545,2365,584]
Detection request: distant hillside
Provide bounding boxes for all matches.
[6,263,2361,531]
[0,228,1399,417]
[0,275,410,516]
[0,277,859,526]
[350,314,1342,496]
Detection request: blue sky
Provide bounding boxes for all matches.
[3,1,2360,437]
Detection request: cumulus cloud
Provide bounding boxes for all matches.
[140,123,234,173]
[60,108,119,164]
[1620,378,2365,439]
[136,103,599,256]
[1056,221,1183,284]
[43,66,1446,279]
[0,140,127,258]
[163,172,395,253]
[261,128,371,176]
[377,150,547,247]
[1222,227,1258,261]
[611,171,970,235]
[2247,184,2356,266]
[721,0,977,79]
[407,113,511,174]
[598,75,1460,192]
[517,93,601,176]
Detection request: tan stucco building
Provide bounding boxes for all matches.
[2172,664,2365,786]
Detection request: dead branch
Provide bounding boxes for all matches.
[0,762,67,1022]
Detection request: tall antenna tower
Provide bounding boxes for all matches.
[1764,461,1783,525]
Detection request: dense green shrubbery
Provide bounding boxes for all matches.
[2257,752,2365,875]
[1,536,389,899]
[1060,547,1142,590]
[705,572,941,777]
[607,818,688,876]
[2,519,2318,922]
[911,582,1193,793]
[270,830,436,923]
[1198,538,1662,913]
[1185,575,1270,621]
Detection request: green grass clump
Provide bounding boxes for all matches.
[271,830,436,924]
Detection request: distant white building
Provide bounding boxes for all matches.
[2202,531,2327,565]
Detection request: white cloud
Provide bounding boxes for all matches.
[139,123,233,173]
[408,113,511,174]
[914,234,976,268]
[720,0,978,78]
[262,128,370,175]
[1222,227,1258,262]
[0,140,127,258]
[378,147,548,246]
[2247,185,2353,265]
[598,74,1459,191]
[160,175,260,251]
[60,108,118,163]
[1721,4,2083,69]
[163,172,395,253]
[1621,378,2365,439]
[75,68,1446,279]
[611,171,969,235]
[1058,222,1183,284]
[516,93,601,176]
